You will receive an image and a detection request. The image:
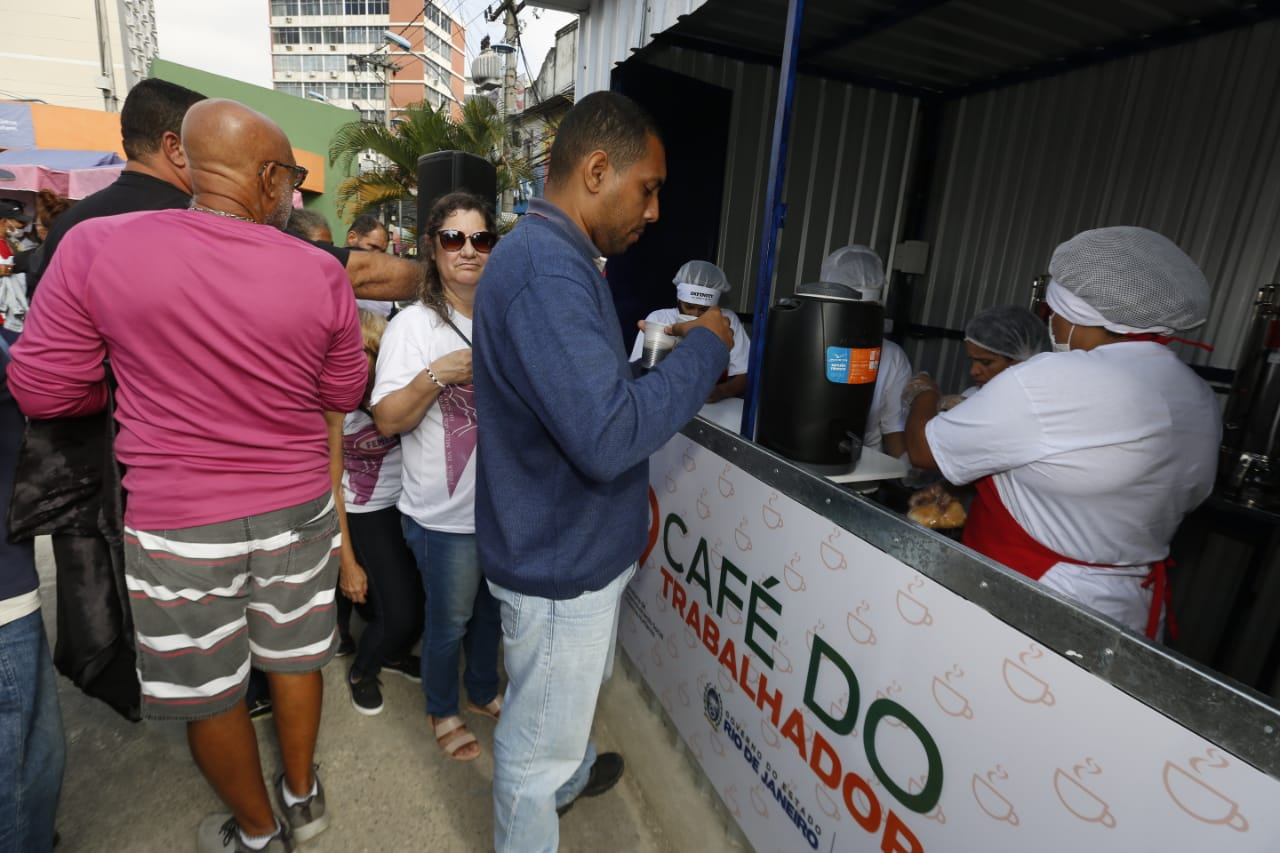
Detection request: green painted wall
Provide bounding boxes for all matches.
[149,59,360,241]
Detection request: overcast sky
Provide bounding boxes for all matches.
[152,0,575,90]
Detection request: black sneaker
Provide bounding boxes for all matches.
[382,654,422,683]
[557,752,625,816]
[247,696,273,721]
[335,634,356,657]
[349,672,384,716]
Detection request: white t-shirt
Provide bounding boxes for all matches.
[926,343,1220,567]
[629,307,751,377]
[341,408,402,513]
[862,339,912,452]
[370,303,477,533]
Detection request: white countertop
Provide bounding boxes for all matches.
[696,398,909,484]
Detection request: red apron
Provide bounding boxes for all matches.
[962,477,1175,640]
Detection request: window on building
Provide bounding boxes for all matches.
[346,26,380,44]
[344,0,388,14]
[272,28,300,44]
[274,82,304,97]
[271,0,299,16]
[425,3,452,34]
[360,110,382,123]
[273,54,303,72]
[299,0,321,15]
[298,27,323,44]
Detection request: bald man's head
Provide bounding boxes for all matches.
[183,99,301,228]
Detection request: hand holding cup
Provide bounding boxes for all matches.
[669,306,734,351]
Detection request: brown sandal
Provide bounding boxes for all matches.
[431,715,480,762]
[465,696,503,722]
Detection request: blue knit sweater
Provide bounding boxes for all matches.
[473,198,728,599]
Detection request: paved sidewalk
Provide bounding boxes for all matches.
[40,538,675,853]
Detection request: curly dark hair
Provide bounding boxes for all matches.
[418,190,497,324]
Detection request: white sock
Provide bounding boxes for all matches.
[282,777,318,806]
[238,819,281,850]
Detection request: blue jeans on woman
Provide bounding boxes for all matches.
[0,608,65,853]
[400,520,501,717]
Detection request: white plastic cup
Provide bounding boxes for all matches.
[641,321,677,368]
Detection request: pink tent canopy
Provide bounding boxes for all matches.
[0,163,124,199]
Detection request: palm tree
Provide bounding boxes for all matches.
[328,97,530,226]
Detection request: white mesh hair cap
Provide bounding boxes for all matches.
[965,305,1050,362]
[673,260,731,292]
[1047,227,1210,331]
[820,245,885,299]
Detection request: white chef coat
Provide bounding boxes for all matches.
[629,307,750,377]
[925,342,1219,631]
[862,339,912,452]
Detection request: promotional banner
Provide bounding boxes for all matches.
[620,437,1280,853]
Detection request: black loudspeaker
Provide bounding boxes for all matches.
[756,282,884,468]
[416,151,498,229]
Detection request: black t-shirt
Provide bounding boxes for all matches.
[32,171,192,293]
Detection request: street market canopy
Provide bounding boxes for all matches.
[646,0,1280,98]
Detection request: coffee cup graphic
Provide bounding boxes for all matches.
[895,589,933,626]
[1163,761,1249,831]
[762,493,784,529]
[678,682,691,707]
[932,675,974,719]
[1054,767,1116,828]
[696,489,711,519]
[760,718,781,750]
[750,785,769,817]
[718,464,735,497]
[846,607,877,645]
[1002,658,1055,706]
[650,642,663,667]
[820,538,847,571]
[666,635,680,659]
[711,733,726,757]
[683,624,698,648]
[734,517,752,552]
[682,446,697,472]
[815,782,842,820]
[718,667,736,694]
[665,470,678,493]
[783,556,806,592]
[806,619,826,651]
[723,784,741,816]
[772,639,793,674]
[972,773,1020,826]
[909,776,946,824]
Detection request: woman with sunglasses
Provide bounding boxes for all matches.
[371,191,502,763]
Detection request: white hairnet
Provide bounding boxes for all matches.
[673,260,731,293]
[1047,227,1210,332]
[819,245,884,301]
[965,305,1050,362]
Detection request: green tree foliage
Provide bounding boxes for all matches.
[328,97,531,223]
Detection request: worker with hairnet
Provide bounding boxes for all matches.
[903,227,1220,640]
[629,260,751,402]
[819,245,913,459]
[962,304,1051,394]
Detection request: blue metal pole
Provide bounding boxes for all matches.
[740,0,806,439]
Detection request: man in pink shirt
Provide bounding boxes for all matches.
[9,100,365,853]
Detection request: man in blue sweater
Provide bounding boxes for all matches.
[473,91,733,852]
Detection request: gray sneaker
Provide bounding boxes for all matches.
[196,814,294,853]
[274,770,330,843]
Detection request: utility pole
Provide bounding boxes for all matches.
[485,1,524,215]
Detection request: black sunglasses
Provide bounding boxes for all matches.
[435,229,498,254]
[259,160,309,189]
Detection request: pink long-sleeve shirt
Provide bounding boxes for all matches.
[9,208,366,530]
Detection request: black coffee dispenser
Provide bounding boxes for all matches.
[756,281,883,468]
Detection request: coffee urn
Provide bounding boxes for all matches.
[1218,284,1280,511]
[756,281,883,469]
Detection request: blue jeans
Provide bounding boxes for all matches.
[401,521,500,717]
[488,564,634,853]
[0,608,65,853]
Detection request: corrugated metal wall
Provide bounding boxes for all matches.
[575,0,710,97]
[639,45,920,315]
[913,19,1280,391]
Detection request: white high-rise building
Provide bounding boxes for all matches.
[267,0,465,124]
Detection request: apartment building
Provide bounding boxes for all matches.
[268,0,465,123]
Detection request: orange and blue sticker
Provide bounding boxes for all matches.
[825,346,881,384]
